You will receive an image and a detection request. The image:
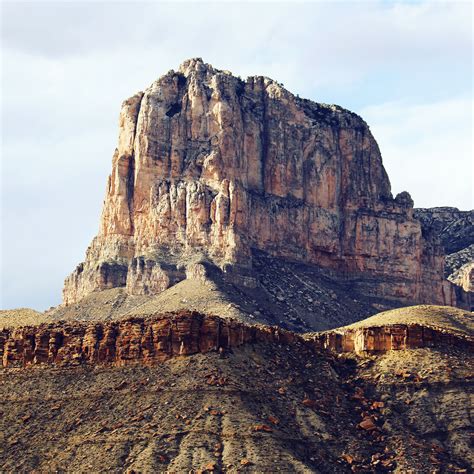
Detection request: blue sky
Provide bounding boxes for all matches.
[1,0,472,310]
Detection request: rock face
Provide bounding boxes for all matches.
[414,207,474,255]
[63,58,455,308]
[415,207,474,310]
[0,312,299,368]
[313,324,473,355]
[3,310,472,368]
[445,244,474,279]
[449,262,474,293]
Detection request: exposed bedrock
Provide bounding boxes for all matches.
[414,207,474,255]
[415,208,474,310]
[312,324,473,355]
[0,312,298,368]
[63,58,456,308]
[2,312,472,368]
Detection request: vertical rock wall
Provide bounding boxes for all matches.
[63,58,455,308]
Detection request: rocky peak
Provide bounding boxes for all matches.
[414,207,473,309]
[63,59,456,310]
[176,57,228,79]
[178,57,206,73]
[414,207,474,254]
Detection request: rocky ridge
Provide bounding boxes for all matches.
[63,58,456,311]
[449,262,473,293]
[0,312,297,368]
[445,244,474,278]
[1,306,473,472]
[414,207,474,256]
[313,323,473,355]
[415,207,474,310]
[2,307,472,368]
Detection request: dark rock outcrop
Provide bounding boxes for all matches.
[415,207,474,310]
[414,207,474,255]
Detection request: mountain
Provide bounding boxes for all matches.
[414,207,473,310]
[414,207,474,255]
[2,59,473,473]
[1,306,472,472]
[62,58,459,329]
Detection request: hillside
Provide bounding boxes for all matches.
[46,252,404,333]
[343,305,473,336]
[0,308,48,329]
[2,309,472,472]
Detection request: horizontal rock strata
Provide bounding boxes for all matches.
[312,324,474,355]
[1,312,472,368]
[0,312,299,368]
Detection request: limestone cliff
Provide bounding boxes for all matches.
[63,58,455,307]
[415,207,473,310]
[414,207,474,255]
[2,310,472,368]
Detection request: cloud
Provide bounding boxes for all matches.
[1,0,472,310]
[1,2,471,94]
[361,96,473,209]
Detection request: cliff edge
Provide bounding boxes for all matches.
[63,58,455,311]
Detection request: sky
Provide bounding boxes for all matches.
[1,0,472,311]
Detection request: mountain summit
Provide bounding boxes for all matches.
[63,58,457,324]
[2,59,473,473]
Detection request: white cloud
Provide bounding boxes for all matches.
[1,2,471,94]
[1,0,472,310]
[360,97,473,209]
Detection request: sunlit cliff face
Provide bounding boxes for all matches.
[63,59,454,308]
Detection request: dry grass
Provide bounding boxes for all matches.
[0,308,49,329]
[343,305,473,336]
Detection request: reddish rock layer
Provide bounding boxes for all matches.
[311,324,473,355]
[1,313,472,368]
[63,58,455,308]
[0,312,299,368]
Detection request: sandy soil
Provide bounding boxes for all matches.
[0,308,48,329]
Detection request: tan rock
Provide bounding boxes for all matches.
[1,309,472,368]
[311,323,473,355]
[449,262,474,293]
[63,58,455,310]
